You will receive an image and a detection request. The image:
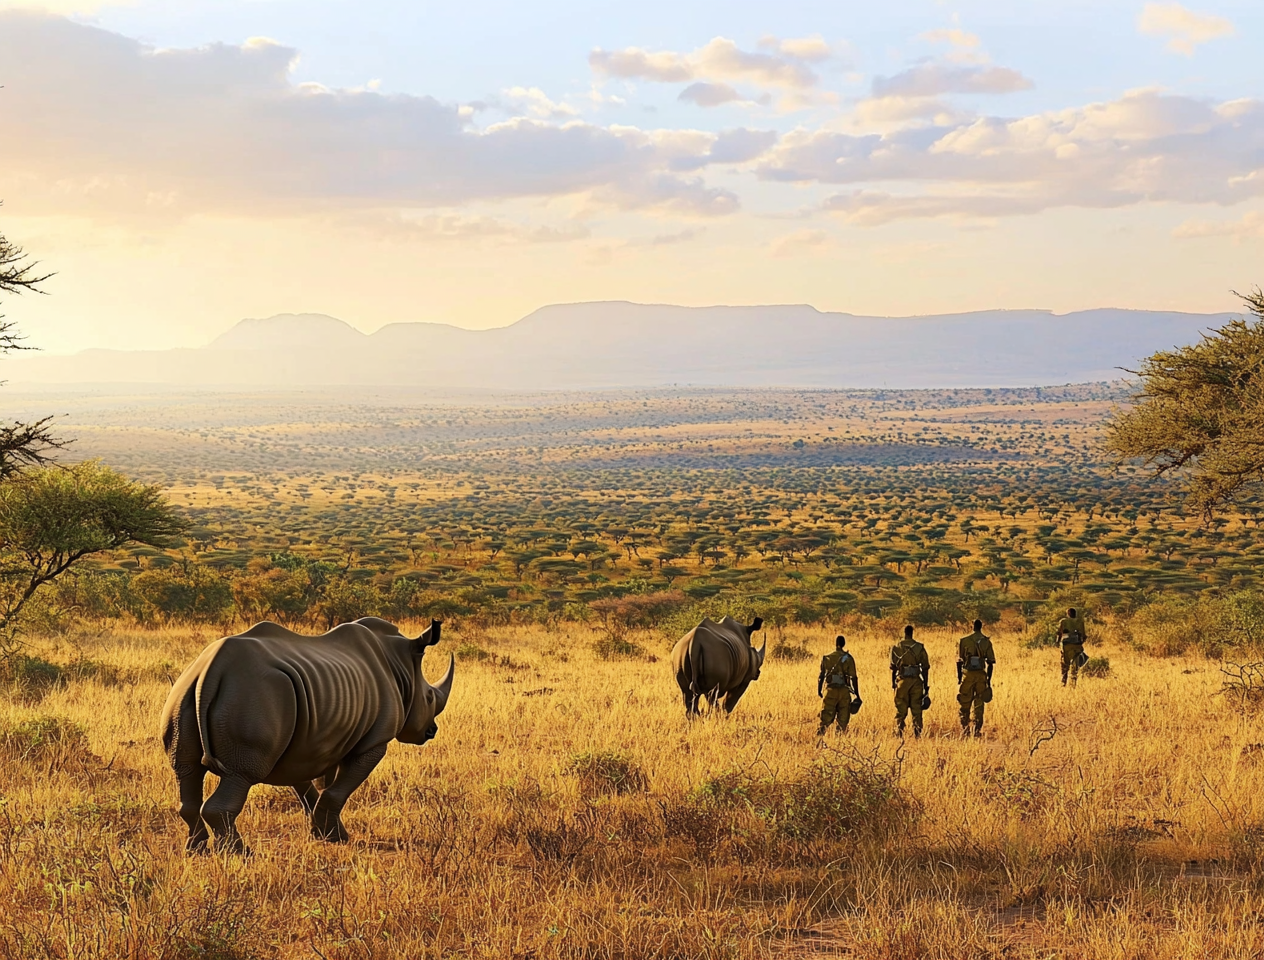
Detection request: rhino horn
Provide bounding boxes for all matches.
[434,653,455,711]
[757,640,767,662]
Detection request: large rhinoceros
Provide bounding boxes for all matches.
[160,616,453,853]
[671,616,765,716]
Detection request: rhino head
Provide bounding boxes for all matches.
[399,618,455,745]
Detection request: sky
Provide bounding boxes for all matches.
[0,0,1261,352]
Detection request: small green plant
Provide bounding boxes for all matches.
[456,642,490,661]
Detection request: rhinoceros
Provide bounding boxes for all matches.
[160,617,453,853]
[671,616,765,716]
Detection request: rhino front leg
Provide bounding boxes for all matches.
[311,745,387,843]
[177,764,210,853]
[201,774,254,855]
[293,765,339,817]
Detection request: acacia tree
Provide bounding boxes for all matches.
[1106,289,1264,517]
[1,227,61,476]
[0,224,184,649]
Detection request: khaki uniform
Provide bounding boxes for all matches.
[1059,616,1087,686]
[957,630,995,735]
[818,650,858,734]
[890,637,929,737]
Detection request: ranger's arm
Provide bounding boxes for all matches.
[985,639,995,683]
[818,658,826,698]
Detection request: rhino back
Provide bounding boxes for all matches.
[198,631,407,786]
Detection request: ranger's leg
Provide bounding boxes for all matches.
[894,683,909,737]
[910,683,924,738]
[176,764,210,853]
[973,693,985,737]
[201,774,255,855]
[818,691,838,736]
[957,683,972,734]
[837,694,852,733]
[311,745,388,843]
[1060,647,1070,686]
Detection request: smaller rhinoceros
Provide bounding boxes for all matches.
[671,616,765,716]
[160,617,453,853]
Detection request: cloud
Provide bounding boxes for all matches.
[678,82,747,108]
[591,36,828,108]
[1139,2,1235,55]
[759,89,1264,223]
[669,128,778,172]
[757,34,835,63]
[501,86,578,120]
[1173,210,1264,240]
[0,13,744,221]
[871,63,1033,99]
[769,229,833,257]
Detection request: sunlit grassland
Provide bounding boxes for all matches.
[3,621,1264,958]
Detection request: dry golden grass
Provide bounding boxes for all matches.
[3,622,1264,958]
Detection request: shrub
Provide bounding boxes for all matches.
[770,641,813,662]
[1081,656,1112,678]
[569,750,648,798]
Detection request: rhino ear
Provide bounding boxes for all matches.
[749,616,764,633]
[413,619,442,653]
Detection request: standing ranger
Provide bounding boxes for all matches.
[890,625,930,738]
[956,619,995,737]
[817,635,860,736]
[1057,607,1087,687]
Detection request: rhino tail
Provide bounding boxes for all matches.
[194,666,226,774]
[688,637,705,697]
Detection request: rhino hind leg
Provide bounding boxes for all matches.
[201,774,254,855]
[311,745,387,843]
[178,765,211,853]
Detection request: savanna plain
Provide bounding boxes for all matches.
[3,385,1264,959]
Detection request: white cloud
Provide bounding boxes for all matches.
[677,81,771,109]
[871,63,1033,99]
[1139,2,1235,56]
[0,13,747,221]
[502,86,578,120]
[760,89,1264,223]
[590,36,830,109]
[758,34,835,63]
[1173,210,1264,240]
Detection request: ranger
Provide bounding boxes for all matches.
[817,635,860,736]
[956,619,995,737]
[1057,607,1088,687]
[890,625,930,738]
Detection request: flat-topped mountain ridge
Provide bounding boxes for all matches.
[8,301,1234,389]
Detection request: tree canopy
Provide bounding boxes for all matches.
[0,460,184,632]
[1106,289,1264,517]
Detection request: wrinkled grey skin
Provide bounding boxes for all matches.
[160,616,453,854]
[671,616,765,716]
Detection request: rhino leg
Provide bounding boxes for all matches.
[293,781,319,816]
[293,765,339,817]
[177,765,211,852]
[311,745,387,843]
[201,774,254,855]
